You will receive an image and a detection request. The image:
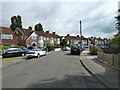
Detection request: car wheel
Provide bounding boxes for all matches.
[37,53,40,58]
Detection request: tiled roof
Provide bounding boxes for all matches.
[35,31,60,38]
[0,27,14,34]
[65,36,87,40]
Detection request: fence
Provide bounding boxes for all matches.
[97,52,120,68]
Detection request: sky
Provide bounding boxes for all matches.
[0,0,120,39]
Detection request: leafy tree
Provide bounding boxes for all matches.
[10,15,22,31]
[34,23,43,31]
[28,26,32,30]
[111,34,120,44]
[60,39,68,47]
[115,9,120,33]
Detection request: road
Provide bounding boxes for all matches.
[2,51,105,88]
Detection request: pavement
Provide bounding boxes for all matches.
[80,50,119,88]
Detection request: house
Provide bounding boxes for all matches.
[0,27,17,46]
[64,34,88,47]
[14,28,38,47]
[14,28,61,48]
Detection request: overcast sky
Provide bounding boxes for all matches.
[1,0,119,38]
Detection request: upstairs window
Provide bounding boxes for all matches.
[1,34,13,39]
[44,37,46,40]
[39,36,43,40]
[32,35,36,40]
[47,37,49,40]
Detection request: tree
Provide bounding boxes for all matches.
[34,23,43,31]
[10,15,22,31]
[115,9,120,33]
[28,26,32,30]
[60,39,68,47]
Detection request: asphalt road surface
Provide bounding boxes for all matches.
[2,51,105,88]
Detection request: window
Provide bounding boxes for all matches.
[57,38,60,41]
[50,37,53,40]
[32,35,36,40]
[39,36,43,40]
[44,37,46,40]
[47,37,49,40]
[1,34,13,39]
[54,38,56,41]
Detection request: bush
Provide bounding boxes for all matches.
[47,45,55,52]
[0,46,10,50]
[111,34,120,44]
[54,44,60,48]
[89,46,102,55]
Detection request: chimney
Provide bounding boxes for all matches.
[67,34,70,36]
[77,35,79,37]
[46,31,49,33]
[52,32,56,34]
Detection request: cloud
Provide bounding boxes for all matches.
[1,1,119,39]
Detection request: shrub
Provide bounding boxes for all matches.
[89,46,102,55]
[54,44,60,48]
[0,46,10,50]
[47,45,55,52]
[111,34,120,44]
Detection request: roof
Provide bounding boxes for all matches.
[0,27,14,34]
[35,31,61,38]
[64,35,87,40]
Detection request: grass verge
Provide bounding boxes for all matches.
[0,56,26,61]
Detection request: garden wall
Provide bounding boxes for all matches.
[97,52,120,68]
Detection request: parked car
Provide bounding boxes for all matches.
[70,46,81,55]
[26,48,47,58]
[97,45,110,49]
[1,48,26,58]
[80,46,85,51]
[21,47,31,52]
[63,46,71,51]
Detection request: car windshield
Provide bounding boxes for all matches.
[72,46,80,49]
[32,49,42,51]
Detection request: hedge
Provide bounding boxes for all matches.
[0,46,10,50]
[47,45,55,52]
[89,46,102,55]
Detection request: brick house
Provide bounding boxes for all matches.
[14,28,61,48]
[0,27,17,46]
[14,28,38,47]
[64,34,88,47]
[36,31,60,48]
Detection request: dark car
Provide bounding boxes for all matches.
[21,47,31,52]
[80,46,85,51]
[1,48,26,58]
[70,46,81,55]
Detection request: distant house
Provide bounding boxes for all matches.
[0,27,17,46]
[64,34,88,47]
